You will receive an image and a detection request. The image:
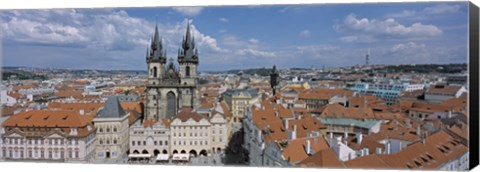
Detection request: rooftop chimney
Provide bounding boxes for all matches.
[305,140,312,155]
[416,125,421,136]
[356,132,363,144]
[79,108,85,115]
[376,147,382,154]
[385,141,391,155]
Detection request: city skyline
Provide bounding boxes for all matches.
[2,2,469,71]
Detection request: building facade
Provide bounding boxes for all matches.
[129,120,170,157]
[93,96,130,161]
[0,110,96,162]
[223,89,260,123]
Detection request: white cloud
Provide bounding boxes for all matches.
[424,4,461,14]
[248,38,259,44]
[2,10,228,54]
[390,42,426,52]
[218,17,229,22]
[341,13,442,37]
[386,4,463,20]
[386,10,416,18]
[299,29,311,37]
[172,7,204,17]
[235,49,276,58]
[339,35,376,43]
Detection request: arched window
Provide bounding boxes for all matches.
[153,67,158,78]
[166,92,176,119]
[186,66,190,76]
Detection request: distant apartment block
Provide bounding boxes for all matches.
[350,82,425,105]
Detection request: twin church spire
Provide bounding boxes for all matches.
[146,21,198,65]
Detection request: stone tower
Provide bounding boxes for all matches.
[270,65,279,95]
[144,22,199,121]
[177,21,198,110]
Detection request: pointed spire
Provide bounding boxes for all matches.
[191,35,195,49]
[146,47,149,58]
[154,23,160,44]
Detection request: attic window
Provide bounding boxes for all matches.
[437,147,446,153]
[442,145,450,151]
[426,153,435,161]
[414,159,422,168]
[43,116,49,120]
[420,156,429,163]
[406,164,413,169]
[62,115,68,120]
[25,115,32,120]
[450,140,458,146]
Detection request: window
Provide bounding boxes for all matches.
[99,128,103,132]
[69,151,72,158]
[137,141,141,145]
[165,141,168,145]
[9,150,12,158]
[132,141,135,146]
[75,151,79,158]
[113,139,117,144]
[173,141,176,145]
[159,141,162,146]
[99,140,103,144]
[106,140,110,144]
[153,67,158,78]
[106,128,110,132]
[61,150,64,159]
[49,151,52,159]
[28,150,32,158]
[113,127,117,132]
[190,141,192,145]
[186,66,190,76]
[154,141,157,145]
[40,150,44,158]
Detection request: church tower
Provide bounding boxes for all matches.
[177,21,199,109]
[145,24,167,121]
[143,21,200,121]
[270,65,279,95]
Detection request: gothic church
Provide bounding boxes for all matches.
[144,22,199,120]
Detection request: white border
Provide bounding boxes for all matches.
[0,0,478,172]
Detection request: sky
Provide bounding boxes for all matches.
[1,2,469,71]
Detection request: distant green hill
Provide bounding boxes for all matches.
[2,70,46,80]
